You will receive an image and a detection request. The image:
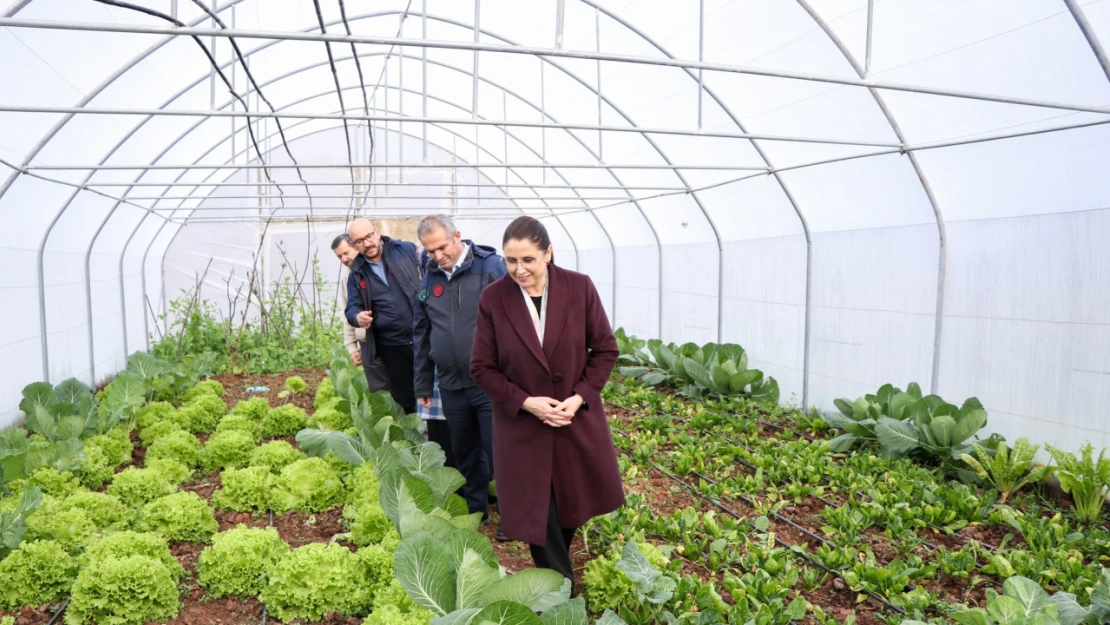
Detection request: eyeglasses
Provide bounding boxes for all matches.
[351,231,379,247]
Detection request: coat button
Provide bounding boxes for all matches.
[552,373,564,383]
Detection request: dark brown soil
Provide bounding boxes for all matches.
[0,603,64,625]
[181,472,222,502]
[799,577,887,625]
[214,369,328,414]
[160,595,264,625]
[958,523,1025,550]
[271,508,347,548]
[215,509,271,533]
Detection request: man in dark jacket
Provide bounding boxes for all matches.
[414,214,507,527]
[345,218,423,414]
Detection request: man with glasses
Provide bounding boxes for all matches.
[345,218,423,413]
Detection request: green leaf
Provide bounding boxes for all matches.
[595,611,627,625]
[55,415,85,441]
[683,359,714,391]
[785,596,807,621]
[1,453,27,487]
[1004,576,1051,619]
[709,365,732,395]
[381,470,438,529]
[987,595,1026,625]
[618,367,650,379]
[729,370,761,395]
[834,398,855,418]
[446,494,471,518]
[875,417,920,456]
[951,409,988,446]
[889,393,916,421]
[615,541,660,588]
[469,601,544,625]
[641,575,676,605]
[475,570,571,612]
[717,344,744,365]
[951,612,989,625]
[827,434,859,453]
[538,598,588,625]
[105,372,147,416]
[54,378,91,406]
[929,415,957,449]
[295,429,372,466]
[418,466,468,503]
[1048,592,1089,625]
[449,529,501,570]
[641,372,668,386]
[433,609,481,625]
[127,352,167,383]
[402,442,448,474]
[449,512,484,532]
[26,404,57,440]
[749,377,779,404]
[395,532,459,616]
[457,549,503,609]
[20,382,56,416]
[754,516,771,532]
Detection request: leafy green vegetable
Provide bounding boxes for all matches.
[314,377,338,410]
[260,404,309,439]
[170,394,227,434]
[78,531,184,581]
[230,396,270,422]
[0,539,76,609]
[74,444,114,489]
[65,555,180,625]
[248,440,306,474]
[197,525,289,598]
[181,379,225,403]
[271,458,345,513]
[138,491,218,543]
[144,458,192,485]
[135,401,174,430]
[138,418,185,448]
[283,376,309,395]
[9,468,80,498]
[199,430,256,473]
[962,437,1053,504]
[107,467,176,507]
[146,429,202,468]
[214,414,261,441]
[1047,443,1110,523]
[260,542,373,621]
[211,466,276,512]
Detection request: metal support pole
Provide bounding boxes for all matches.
[503,91,509,186]
[864,0,874,78]
[554,0,566,49]
[472,0,480,119]
[540,61,546,185]
[399,33,404,181]
[1063,0,1110,83]
[422,0,428,162]
[698,0,704,130]
[596,7,602,161]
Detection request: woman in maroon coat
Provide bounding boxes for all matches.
[470,216,625,591]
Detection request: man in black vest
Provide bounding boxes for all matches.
[344,218,423,414]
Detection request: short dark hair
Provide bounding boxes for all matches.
[331,234,352,250]
[502,216,552,262]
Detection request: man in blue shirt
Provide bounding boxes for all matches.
[345,218,423,414]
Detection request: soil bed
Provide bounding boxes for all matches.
[0,603,63,625]
[215,368,329,413]
[271,508,347,549]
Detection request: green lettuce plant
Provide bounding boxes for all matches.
[259,542,373,621]
[135,401,174,430]
[271,458,345,513]
[230,396,270,422]
[211,466,276,512]
[146,429,202,468]
[138,491,218,543]
[77,531,184,581]
[248,440,305,474]
[107,467,176,507]
[314,377,338,409]
[0,539,76,609]
[197,525,289,598]
[171,394,227,434]
[283,376,309,395]
[181,379,225,403]
[260,404,308,438]
[65,554,180,625]
[199,430,256,473]
[139,419,185,448]
[145,458,192,485]
[1046,442,1110,523]
[962,437,1053,504]
[213,414,261,441]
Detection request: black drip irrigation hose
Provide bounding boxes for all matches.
[45,598,69,625]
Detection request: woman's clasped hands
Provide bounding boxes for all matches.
[522,394,584,427]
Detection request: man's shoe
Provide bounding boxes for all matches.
[496,525,509,542]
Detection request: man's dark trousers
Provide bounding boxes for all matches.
[439,386,493,520]
[377,342,417,415]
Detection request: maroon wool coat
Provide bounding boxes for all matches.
[470,264,625,546]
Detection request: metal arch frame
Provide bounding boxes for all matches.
[1064,0,1110,83]
[4,0,257,382]
[109,7,671,349]
[794,0,950,398]
[579,0,814,406]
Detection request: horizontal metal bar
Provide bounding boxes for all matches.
[2,17,1108,116]
[28,162,765,171]
[84,180,691,191]
[0,104,898,148]
[123,194,646,201]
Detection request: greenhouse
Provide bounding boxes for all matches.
[2,0,1110,624]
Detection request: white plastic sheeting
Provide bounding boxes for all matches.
[1,0,1108,459]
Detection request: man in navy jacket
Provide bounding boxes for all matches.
[414,214,507,527]
[345,218,423,414]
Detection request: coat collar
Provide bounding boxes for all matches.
[500,264,569,372]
